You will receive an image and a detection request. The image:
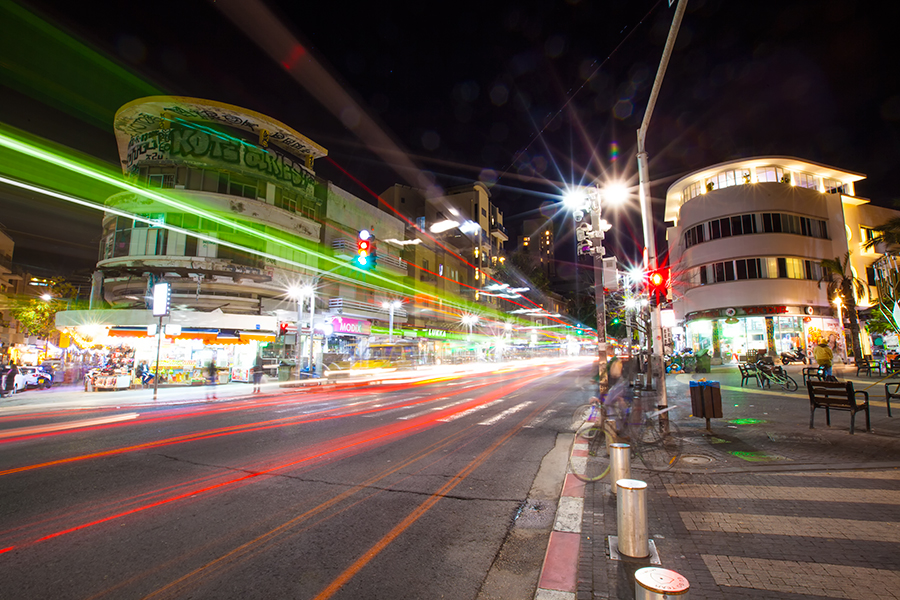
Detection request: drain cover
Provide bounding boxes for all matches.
[681,455,714,465]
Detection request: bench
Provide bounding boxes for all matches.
[738,363,760,387]
[884,358,900,377]
[882,383,898,418]
[802,366,824,386]
[856,357,882,378]
[806,380,870,434]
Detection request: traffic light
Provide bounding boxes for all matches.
[647,268,669,305]
[278,322,288,337]
[356,229,372,268]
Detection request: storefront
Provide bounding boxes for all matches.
[684,305,845,364]
[56,309,277,388]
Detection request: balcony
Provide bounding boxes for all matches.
[328,297,408,323]
[490,224,509,241]
[331,238,407,274]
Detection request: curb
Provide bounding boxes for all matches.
[534,436,588,599]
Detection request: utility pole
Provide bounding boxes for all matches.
[635,0,688,406]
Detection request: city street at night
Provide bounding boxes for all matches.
[0,359,589,600]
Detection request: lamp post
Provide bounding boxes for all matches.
[382,300,401,342]
[563,185,623,395]
[462,314,479,360]
[635,0,687,406]
[288,284,314,377]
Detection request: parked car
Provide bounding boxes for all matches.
[19,366,53,389]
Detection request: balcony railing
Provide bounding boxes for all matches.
[328,297,408,322]
[331,238,407,272]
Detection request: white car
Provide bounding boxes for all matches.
[20,366,53,389]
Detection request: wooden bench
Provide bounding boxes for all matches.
[856,356,882,378]
[802,366,825,386]
[738,362,760,387]
[882,383,898,418]
[806,380,870,434]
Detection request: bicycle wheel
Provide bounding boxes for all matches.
[635,419,682,472]
[569,423,613,482]
[782,375,798,392]
[573,403,595,425]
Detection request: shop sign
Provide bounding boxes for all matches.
[744,305,788,315]
[329,317,371,336]
[426,328,447,337]
[125,126,316,192]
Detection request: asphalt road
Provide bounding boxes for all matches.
[0,358,597,600]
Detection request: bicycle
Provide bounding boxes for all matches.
[569,397,683,482]
[756,360,798,391]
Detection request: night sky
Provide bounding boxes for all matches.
[1,0,898,280]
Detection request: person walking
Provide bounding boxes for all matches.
[206,359,218,400]
[252,354,263,394]
[814,340,834,380]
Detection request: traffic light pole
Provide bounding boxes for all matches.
[635,0,687,409]
[589,192,609,396]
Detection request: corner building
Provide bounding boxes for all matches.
[666,156,900,363]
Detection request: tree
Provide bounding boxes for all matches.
[10,298,56,339]
[863,217,900,253]
[818,253,866,363]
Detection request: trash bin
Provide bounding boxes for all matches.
[689,380,722,429]
[694,348,711,373]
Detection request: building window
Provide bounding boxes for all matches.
[684,211,827,249]
[694,257,821,287]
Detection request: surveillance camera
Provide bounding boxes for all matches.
[573,210,584,222]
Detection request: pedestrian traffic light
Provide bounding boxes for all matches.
[357,229,372,268]
[278,322,288,337]
[647,268,669,305]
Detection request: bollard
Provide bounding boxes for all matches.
[609,443,631,493]
[635,567,690,599]
[616,478,649,558]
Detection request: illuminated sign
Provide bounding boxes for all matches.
[328,317,371,336]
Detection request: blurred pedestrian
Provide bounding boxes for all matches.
[814,340,834,380]
[252,354,263,394]
[206,359,217,400]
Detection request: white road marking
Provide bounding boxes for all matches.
[0,413,140,439]
[438,398,505,422]
[478,401,534,425]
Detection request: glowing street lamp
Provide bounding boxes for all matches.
[462,313,479,341]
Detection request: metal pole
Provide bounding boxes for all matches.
[295,297,303,377]
[590,192,608,395]
[635,0,687,406]
[152,315,162,401]
[388,304,395,342]
[616,478,649,558]
[308,291,316,374]
[609,443,631,495]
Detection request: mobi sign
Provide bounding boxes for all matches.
[329,317,371,336]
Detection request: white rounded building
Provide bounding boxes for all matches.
[665,156,899,363]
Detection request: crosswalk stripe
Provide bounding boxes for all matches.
[398,398,470,420]
[478,401,533,425]
[680,511,899,542]
[666,484,900,504]
[524,408,556,428]
[438,398,505,422]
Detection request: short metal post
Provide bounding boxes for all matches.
[616,479,649,558]
[635,567,690,599]
[609,443,631,494]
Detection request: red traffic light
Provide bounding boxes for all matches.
[647,268,669,305]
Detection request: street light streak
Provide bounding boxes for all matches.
[6,370,551,554]
[0,413,139,440]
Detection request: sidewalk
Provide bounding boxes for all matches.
[541,363,900,600]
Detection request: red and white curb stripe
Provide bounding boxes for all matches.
[534,436,589,600]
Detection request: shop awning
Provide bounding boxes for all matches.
[239,331,277,343]
[108,327,147,338]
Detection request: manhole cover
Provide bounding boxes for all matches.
[681,455,714,465]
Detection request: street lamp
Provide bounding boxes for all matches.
[462,313,478,340]
[382,300,401,342]
[562,183,624,394]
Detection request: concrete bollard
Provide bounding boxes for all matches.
[616,478,649,558]
[634,567,690,599]
[609,443,631,492]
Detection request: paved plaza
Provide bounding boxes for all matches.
[579,364,900,599]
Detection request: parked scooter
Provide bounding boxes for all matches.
[780,348,807,365]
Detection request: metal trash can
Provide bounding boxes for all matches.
[635,567,689,599]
